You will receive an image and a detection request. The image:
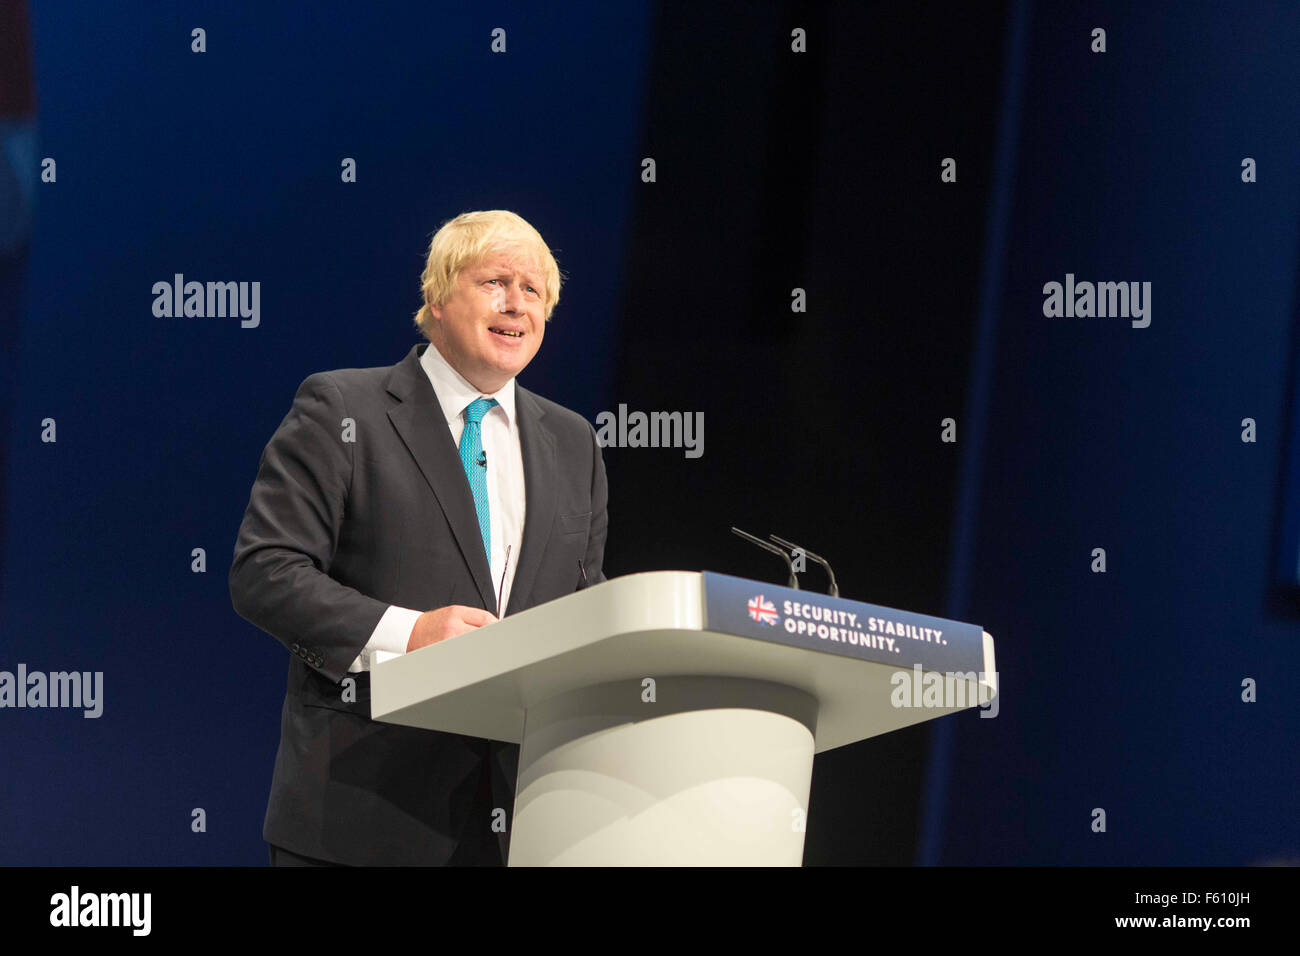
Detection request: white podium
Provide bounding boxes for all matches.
[370,570,996,866]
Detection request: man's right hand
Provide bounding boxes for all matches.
[405,605,499,652]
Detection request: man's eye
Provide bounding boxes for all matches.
[527,286,537,294]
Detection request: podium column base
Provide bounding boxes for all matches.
[508,676,817,866]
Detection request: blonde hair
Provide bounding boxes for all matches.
[412,210,563,336]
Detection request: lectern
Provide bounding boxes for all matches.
[370,571,997,866]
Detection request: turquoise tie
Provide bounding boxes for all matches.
[459,397,498,561]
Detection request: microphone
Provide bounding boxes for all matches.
[477,450,487,468]
[768,534,839,597]
[730,527,800,589]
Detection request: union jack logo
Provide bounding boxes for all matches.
[748,594,778,626]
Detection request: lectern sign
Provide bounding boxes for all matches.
[702,571,985,673]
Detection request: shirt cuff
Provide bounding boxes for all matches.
[349,605,423,671]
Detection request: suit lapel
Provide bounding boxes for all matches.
[386,344,497,611]
[506,385,556,616]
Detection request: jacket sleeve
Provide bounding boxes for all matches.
[584,420,609,586]
[229,372,389,683]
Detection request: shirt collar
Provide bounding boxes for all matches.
[419,340,517,426]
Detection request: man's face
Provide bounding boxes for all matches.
[428,247,547,394]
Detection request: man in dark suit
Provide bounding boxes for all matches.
[229,210,608,866]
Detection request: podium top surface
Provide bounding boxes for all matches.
[371,570,997,753]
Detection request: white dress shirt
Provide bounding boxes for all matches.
[347,342,526,672]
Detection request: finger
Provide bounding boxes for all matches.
[457,607,499,627]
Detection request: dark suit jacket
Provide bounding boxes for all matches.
[229,341,608,865]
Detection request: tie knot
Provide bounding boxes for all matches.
[464,397,498,425]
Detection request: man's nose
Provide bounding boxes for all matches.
[499,283,525,312]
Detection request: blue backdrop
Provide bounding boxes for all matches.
[0,0,650,864]
[937,0,1300,865]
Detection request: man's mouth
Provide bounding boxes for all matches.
[489,326,525,338]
